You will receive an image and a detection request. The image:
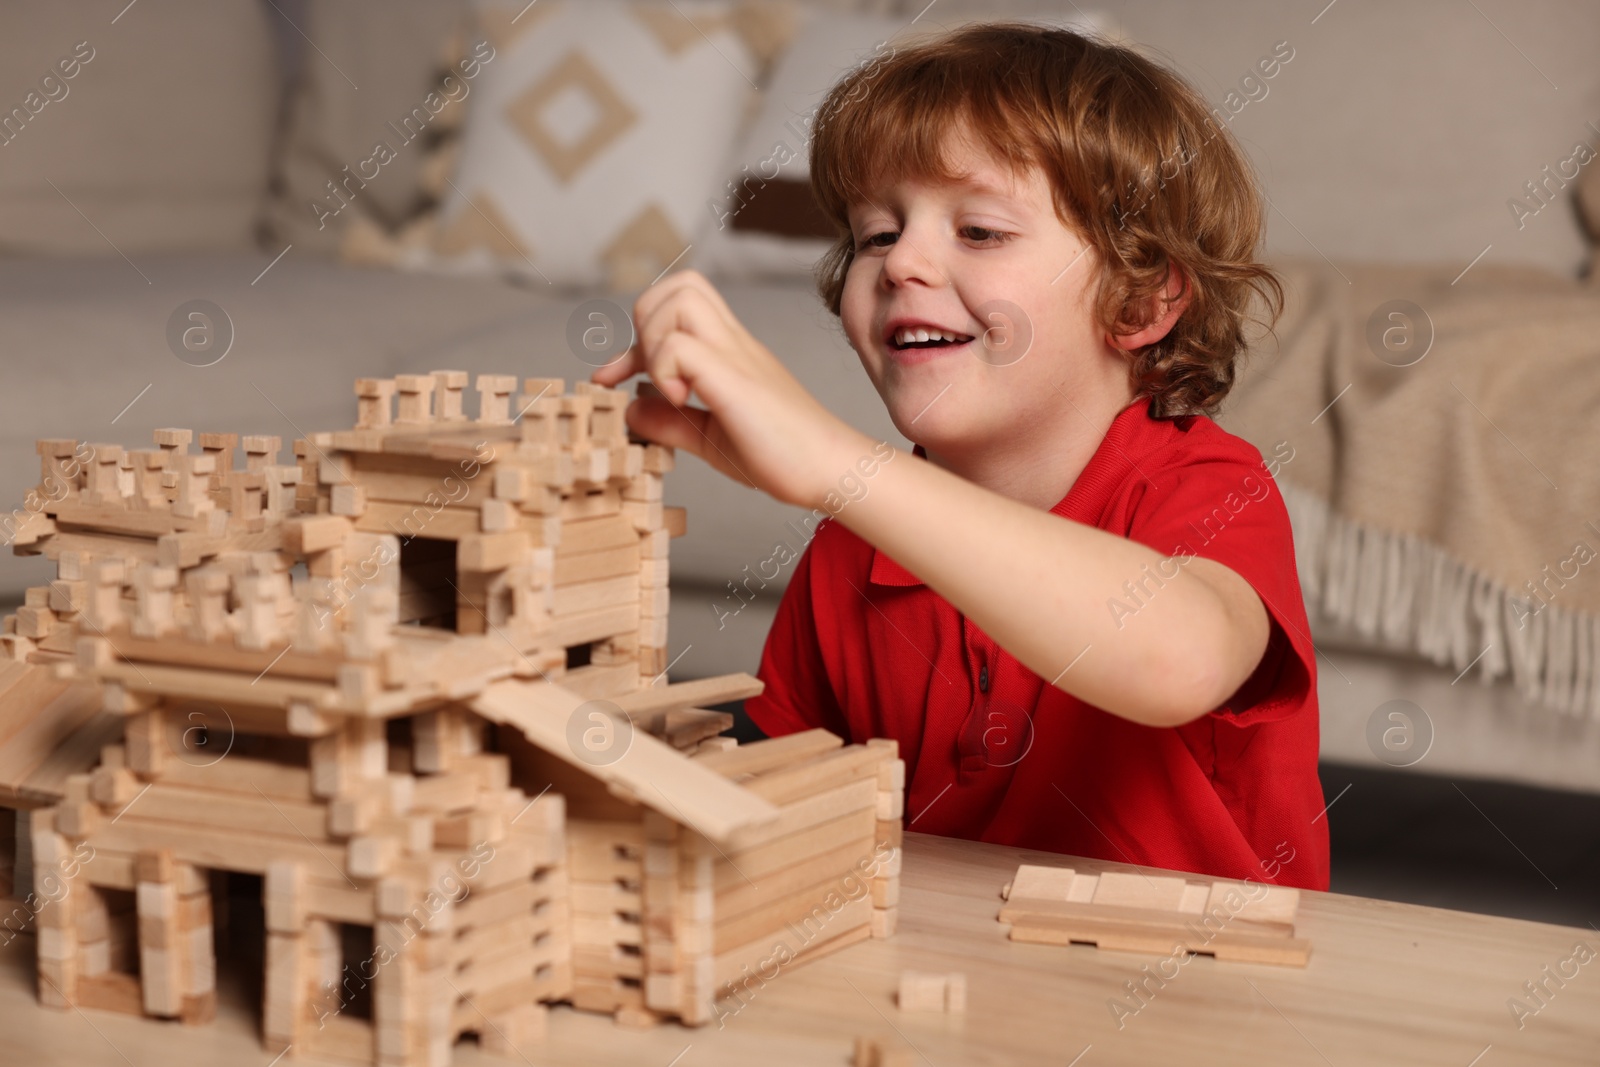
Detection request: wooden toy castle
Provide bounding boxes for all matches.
[0,372,904,1066]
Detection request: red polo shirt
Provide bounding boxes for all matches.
[745,396,1329,890]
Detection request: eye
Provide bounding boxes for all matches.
[855,231,896,251]
[962,225,1011,244]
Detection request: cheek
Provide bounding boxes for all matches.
[840,273,879,359]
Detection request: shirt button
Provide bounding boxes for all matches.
[978,665,990,693]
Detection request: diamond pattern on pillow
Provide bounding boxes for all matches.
[506,51,640,186]
[430,0,766,290]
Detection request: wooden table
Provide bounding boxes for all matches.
[1,832,1595,1065]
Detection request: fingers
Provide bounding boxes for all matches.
[591,272,730,393]
[624,395,756,488]
[640,330,697,407]
[588,270,710,388]
[588,343,647,386]
[624,394,706,453]
[635,269,737,336]
[637,285,728,374]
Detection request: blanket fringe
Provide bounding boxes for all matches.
[1278,479,1599,720]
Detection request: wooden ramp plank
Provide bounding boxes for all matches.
[0,666,105,803]
[470,679,779,847]
[609,674,764,717]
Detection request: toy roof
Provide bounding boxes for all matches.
[472,677,781,844]
[0,661,111,808]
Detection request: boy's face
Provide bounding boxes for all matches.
[840,125,1132,458]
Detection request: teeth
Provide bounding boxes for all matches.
[894,327,967,346]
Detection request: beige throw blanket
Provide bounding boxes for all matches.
[1215,257,1600,719]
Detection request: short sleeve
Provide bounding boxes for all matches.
[744,537,851,738]
[1123,453,1315,726]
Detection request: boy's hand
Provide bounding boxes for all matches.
[590,270,871,509]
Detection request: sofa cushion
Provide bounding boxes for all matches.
[0,0,278,255]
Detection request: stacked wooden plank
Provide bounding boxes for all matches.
[997,864,1311,965]
[136,849,216,1022]
[566,817,648,1017]
[23,700,572,1066]
[470,676,907,1032]
[0,659,110,810]
[509,719,906,1033]
[447,786,569,1056]
[692,729,905,1009]
[404,706,572,1057]
[471,674,766,1029]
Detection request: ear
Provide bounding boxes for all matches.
[1105,264,1191,352]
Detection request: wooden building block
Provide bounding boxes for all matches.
[262,930,308,1048]
[874,790,903,821]
[477,374,518,424]
[173,453,216,518]
[640,443,674,474]
[696,729,842,777]
[137,881,183,1015]
[432,369,469,421]
[355,378,396,428]
[331,483,367,517]
[1002,864,1079,902]
[1205,880,1301,926]
[741,744,891,806]
[395,373,436,424]
[1092,871,1190,911]
[896,971,940,1012]
[945,971,967,1013]
[198,433,238,489]
[854,1037,915,1067]
[897,970,964,1012]
[997,862,1311,966]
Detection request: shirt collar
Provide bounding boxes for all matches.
[869,396,1163,587]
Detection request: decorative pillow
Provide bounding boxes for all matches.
[263,0,476,257]
[695,7,1117,281]
[426,0,797,291]
[0,0,278,255]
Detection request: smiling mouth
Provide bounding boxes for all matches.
[889,332,975,352]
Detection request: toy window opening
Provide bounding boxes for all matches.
[397,536,458,630]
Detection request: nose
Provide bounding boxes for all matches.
[880,223,946,289]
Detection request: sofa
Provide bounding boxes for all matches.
[3,0,1598,795]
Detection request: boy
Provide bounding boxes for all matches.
[592,23,1327,890]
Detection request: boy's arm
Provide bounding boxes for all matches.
[592,271,1269,729]
[822,446,1271,727]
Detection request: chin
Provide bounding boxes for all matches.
[887,401,995,456]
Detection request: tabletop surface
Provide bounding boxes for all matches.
[1,831,1595,1066]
